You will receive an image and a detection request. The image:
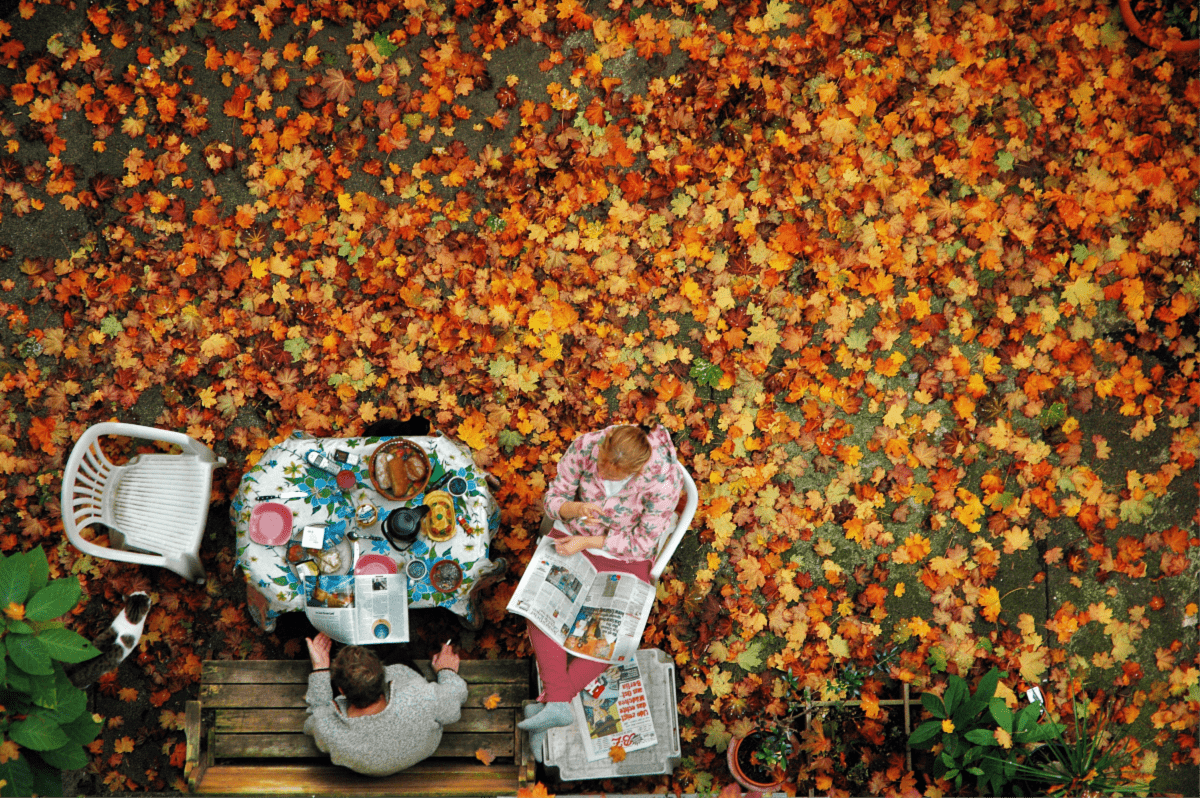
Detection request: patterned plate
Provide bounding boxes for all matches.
[422,490,456,542]
[368,438,431,501]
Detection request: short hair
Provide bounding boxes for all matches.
[330,646,386,708]
[598,425,652,476]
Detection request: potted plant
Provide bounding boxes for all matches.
[1006,687,1152,795]
[729,649,904,794]
[727,725,794,793]
[909,667,1063,795]
[1119,0,1199,54]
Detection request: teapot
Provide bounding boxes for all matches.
[383,506,429,550]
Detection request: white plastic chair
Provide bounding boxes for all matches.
[61,422,226,583]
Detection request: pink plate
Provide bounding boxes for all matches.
[249,503,293,546]
[355,554,398,576]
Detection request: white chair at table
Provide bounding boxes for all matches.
[60,422,226,583]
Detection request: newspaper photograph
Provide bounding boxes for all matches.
[507,536,654,663]
[304,572,409,644]
[572,660,658,761]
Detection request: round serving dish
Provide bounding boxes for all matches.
[368,439,431,501]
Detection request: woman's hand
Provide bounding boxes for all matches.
[554,535,605,557]
[561,501,603,522]
[306,632,332,670]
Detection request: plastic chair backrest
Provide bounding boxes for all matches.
[650,464,698,582]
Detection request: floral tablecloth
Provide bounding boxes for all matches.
[232,431,504,632]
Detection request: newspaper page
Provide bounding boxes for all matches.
[507,536,654,664]
[507,536,598,638]
[304,573,409,644]
[571,660,658,761]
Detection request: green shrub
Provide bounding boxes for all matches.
[0,547,101,797]
[909,667,1062,795]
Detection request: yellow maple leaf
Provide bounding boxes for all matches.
[456,412,488,451]
[0,740,19,763]
[3,603,23,621]
[482,693,502,710]
[993,727,1013,749]
[979,586,1002,622]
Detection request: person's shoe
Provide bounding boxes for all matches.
[523,703,544,720]
[517,701,573,731]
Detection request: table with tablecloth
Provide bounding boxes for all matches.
[231,431,505,633]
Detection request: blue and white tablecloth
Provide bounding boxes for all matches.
[231,431,504,632]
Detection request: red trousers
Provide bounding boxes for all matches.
[527,545,651,703]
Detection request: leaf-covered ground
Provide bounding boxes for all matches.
[0,0,1197,794]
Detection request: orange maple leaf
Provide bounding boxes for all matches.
[608,745,626,762]
[475,747,496,766]
[114,737,135,754]
[483,692,502,710]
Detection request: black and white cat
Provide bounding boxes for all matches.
[66,592,152,689]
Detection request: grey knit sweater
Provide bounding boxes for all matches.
[303,663,468,776]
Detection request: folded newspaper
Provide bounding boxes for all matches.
[571,660,658,761]
[507,535,654,664]
[304,572,410,645]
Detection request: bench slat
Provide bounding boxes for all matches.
[214,707,517,735]
[213,731,515,759]
[193,761,521,796]
[201,681,527,709]
[202,659,529,685]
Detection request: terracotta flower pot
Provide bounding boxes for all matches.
[1118,0,1200,53]
[727,731,786,793]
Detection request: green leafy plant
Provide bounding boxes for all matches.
[909,668,1063,795]
[1005,689,1151,796]
[0,548,102,797]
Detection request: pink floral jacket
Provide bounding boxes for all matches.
[543,425,683,562]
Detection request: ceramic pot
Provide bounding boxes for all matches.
[727,730,786,793]
[1118,0,1199,53]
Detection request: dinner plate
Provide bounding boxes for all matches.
[354,554,398,576]
[368,439,431,502]
[248,503,293,546]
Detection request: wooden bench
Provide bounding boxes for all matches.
[185,659,535,796]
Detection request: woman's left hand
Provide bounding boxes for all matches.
[554,535,604,556]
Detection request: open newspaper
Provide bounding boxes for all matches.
[571,659,658,761]
[303,573,409,645]
[507,535,654,664]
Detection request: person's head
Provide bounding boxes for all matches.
[597,425,652,481]
[330,645,386,708]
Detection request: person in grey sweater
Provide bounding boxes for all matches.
[303,633,468,776]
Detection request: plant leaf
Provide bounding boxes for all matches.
[25,579,82,622]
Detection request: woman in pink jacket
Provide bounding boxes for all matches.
[517,424,682,750]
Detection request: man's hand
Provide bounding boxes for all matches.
[306,632,332,670]
[553,535,605,557]
[432,642,460,673]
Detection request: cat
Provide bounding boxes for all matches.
[66,592,152,689]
